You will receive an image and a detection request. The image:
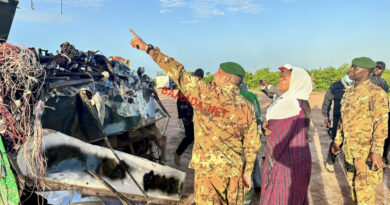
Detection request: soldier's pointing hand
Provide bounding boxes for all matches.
[129,29,148,51]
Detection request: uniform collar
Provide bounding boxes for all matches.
[217,84,240,94]
[352,79,371,91]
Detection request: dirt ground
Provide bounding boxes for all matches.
[156,90,390,205]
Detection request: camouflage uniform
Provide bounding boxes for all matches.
[334,80,388,204]
[151,48,261,204]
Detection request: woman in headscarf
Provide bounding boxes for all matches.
[260,67,313,205]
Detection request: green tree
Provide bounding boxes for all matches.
[176,64,390,92]
[244,67,280,90]
[242,64,353,91]
[308,64,350,90]
[204,72,214,82]
[381,69,390,88]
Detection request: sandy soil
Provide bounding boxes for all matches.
[156,90,390,205]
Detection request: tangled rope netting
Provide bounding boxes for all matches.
[0,43,47,188]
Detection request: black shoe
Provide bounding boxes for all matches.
[254,186,261,193]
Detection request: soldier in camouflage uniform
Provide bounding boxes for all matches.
[129,29,261,204]
[332,57,388,204]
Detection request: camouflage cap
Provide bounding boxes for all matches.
[352,57,376,69]
[220,62,245,78]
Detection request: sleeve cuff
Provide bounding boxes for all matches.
[370,147,383,156]
[150,47,161,60]
[333,138,342,147]
[244,164,254,176]
[244,153,257,176]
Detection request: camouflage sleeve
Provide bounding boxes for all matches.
[243,106,261,176]
[370,90,389,155]
[333,118,343,146]
[150,47,214,100]
[321,87,334,118]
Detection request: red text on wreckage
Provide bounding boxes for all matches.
[161,87,229,118]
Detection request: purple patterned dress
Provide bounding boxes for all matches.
[260,100,311,205]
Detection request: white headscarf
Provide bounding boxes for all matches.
[266,67,313,120]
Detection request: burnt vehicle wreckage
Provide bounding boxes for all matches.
[39,42,169,164]
[0,1,184,204]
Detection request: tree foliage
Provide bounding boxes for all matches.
[155,64,390,92]
[306,64,350,90]
[245,64,390,91]
[204,72,214,83]
[244,67,280,89]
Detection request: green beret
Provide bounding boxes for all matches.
[220,62,245,78]
[352,57,376,69]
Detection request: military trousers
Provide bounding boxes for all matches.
[194,170,247,205]
[176,119,194,155]
[345,160,382,205]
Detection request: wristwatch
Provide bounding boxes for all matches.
[146,44,154,54]
[371,151,381,156]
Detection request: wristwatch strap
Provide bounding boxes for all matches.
[146,44,154,54]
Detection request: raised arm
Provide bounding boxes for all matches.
[268,85,283,98]
[129,29,214,101]
[261,87,274,99]
[260,80,275,99]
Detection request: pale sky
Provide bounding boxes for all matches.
[8,0,390,78]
